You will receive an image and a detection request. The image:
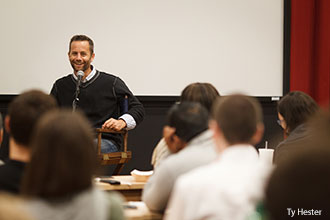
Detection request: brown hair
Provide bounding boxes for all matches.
[8,90,57,146]
[180,82,220,112]
[212,94,263,145]
[69,34,94,54]
[278,91,318,134]
[21,110,97,199]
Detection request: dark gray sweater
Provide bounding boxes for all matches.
[51,71,145,148]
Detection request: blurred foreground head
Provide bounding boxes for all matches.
[6,90,57,146]
[211,94,264,147]
[22,110,97,199]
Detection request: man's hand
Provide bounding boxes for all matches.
[102,118,127,131]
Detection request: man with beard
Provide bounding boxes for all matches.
[50,35,144,153]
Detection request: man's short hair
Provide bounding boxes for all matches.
[69,34,94,54]
[212,94,263,145]
[167,102,209,142]
[278,91,318,134]
[8,90,57,146]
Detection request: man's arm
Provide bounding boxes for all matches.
[102,77,145,131]
[114,77,145,124]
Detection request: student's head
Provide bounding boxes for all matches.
[5,90,57,147]
[180,82,220,112]
[277,91,318,135]
[164,102,209,153]
[211,94,264,148]
[68,35,95,73]
[21,110,97,199]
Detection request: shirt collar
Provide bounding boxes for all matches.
[72,65,96,83]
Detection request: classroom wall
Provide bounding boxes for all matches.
[0,0,283,97]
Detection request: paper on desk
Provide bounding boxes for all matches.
[131,169,153,176]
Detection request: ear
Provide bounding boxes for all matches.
[4,116,10,134]
[91,53,95,62]
[251,123,264,145]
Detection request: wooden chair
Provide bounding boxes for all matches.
[96,128,132,175]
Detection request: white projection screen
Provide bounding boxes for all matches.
[0,0,283,96]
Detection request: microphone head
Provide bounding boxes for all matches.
[77,70,84,79]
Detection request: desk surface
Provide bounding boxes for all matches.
[96,175,146,201]
[96,175,146,190]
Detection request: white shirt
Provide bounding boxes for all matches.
[165,144,272,220]
[72,66,136,130]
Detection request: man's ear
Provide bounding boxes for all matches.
[251,123,264,145]
[4,116,10,134]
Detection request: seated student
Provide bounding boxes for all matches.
[143,102,217,212]
[274,91,319,164]
[0,90,57,194]
[265,110,330,220]
[165,94,272,220]
[21,110,124,220]
[151,82,220,168]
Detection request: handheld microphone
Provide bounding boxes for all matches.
[77,70,84,87]
[73,70,84,111]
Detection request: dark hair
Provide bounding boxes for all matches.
[180,82,220,112]
[212,94,263,145]
[21,110,97,199]
[278,91,318,134]
[69,35,94,54]
[167,102,209,142]
[8,90,57,146]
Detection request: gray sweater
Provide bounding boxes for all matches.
[23,187,124,220]
[142,130,217,212]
